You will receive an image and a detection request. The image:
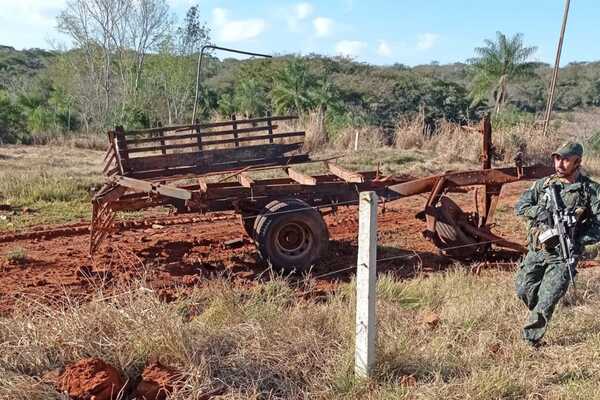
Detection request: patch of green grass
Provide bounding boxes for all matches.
[0,146,104,230]
[5,247,26,264]
[0,201,91,231]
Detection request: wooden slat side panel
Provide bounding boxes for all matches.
[129,153,311,180]
[126,142,305,172]
[125,124,281,145]
[126,130,303,154]
[121,115,299,136]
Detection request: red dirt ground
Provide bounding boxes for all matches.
[0,182,536,314]
[57,358,125,400]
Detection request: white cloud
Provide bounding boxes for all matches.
[293,2,314,19]
[417,33,440,50]
[377,40,392,57]
[212,7,228,25]
[313,17,334,37]
[212,7,266,43]
[287,2,313,31]
[335,40,367,57]
[1,0,65,27]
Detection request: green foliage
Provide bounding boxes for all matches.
[492,106,535,130]
[0,90,26,144]
[234,78,267,118]
[272,59,317,114]
[4,28,600,143]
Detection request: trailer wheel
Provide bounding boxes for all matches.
[253,199,329,272]
[240,213,257,239]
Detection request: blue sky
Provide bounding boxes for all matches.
[0,0,597,66]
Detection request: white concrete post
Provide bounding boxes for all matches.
[355,191,378,378]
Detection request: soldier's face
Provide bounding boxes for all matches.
[553,155,581,178]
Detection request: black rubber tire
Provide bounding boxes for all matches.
[240,213,257,239]
[253,199,329,272]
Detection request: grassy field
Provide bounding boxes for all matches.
[2,112,600,399]
[2,269,600,399]
[0,145,105,231]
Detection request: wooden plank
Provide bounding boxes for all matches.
[326,161,365,183]
[125,124,280,145]
[284,167,317,185]
[237,172,255,188]
[122,115,298,136]
[127,142,304,172]
[126,130,303,154]
[232,114,239,148]
[266,111,274,144]
[130,153,310,180]
[103,131,116,161]
[195,120,202,151]
[156,123,166,155]
[103,153,116,174]
[197,177,208,193]
[114,126,130,174]
[117,176,192,200]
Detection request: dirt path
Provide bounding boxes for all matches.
[0,182,533,314]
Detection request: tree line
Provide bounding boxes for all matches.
[1,1,600,145]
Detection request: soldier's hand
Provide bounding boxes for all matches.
[535,209,551,225]
[583,243,600,260]
[575,207,586,221]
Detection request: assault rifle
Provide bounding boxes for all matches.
[539,183,578,292]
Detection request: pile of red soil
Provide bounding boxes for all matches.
[57,358,125,400]
[134,360,182,400]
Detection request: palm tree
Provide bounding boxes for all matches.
[469,32,538,113]
[233,79,267,119]
[271,59,316,115]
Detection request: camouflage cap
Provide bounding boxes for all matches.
[552,141,583,158]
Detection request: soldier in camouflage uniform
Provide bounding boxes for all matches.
[515,142,600,346]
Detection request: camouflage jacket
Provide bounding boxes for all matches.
[515,172,600,252]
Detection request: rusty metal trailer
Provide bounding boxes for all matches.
[92,114,553,271]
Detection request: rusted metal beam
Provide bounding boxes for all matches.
[284,167,317,185]
[326,161,365,183]
[387,165,554,197]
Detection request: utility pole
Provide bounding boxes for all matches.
[542,0,571,136]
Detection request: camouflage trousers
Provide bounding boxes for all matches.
[515,250,576,343]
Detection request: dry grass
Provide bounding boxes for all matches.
[394,119,563,167]
[2,268,600,399]
[29,132,109,151]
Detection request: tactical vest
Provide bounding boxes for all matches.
[527,174,593,251]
